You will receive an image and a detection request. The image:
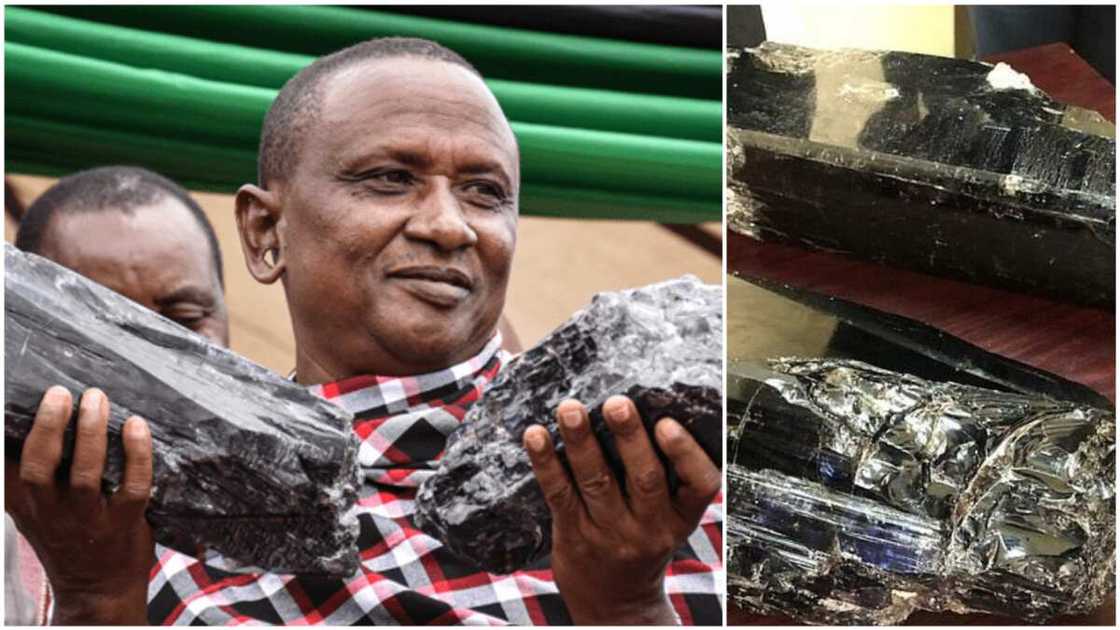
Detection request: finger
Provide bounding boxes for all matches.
[655,418,721,531]
[556,399,627,526]
[109,416,153,525]
[19,386,73,501]
[5,461,28,520]
[523,425,582,532]
[601,396,669,518]
[69,389,110,518]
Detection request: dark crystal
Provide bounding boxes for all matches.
[415,276,722,574]
[727,358,1115,624]
[4,243,362,576]
[727,42,1116,306]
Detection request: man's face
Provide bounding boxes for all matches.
[38,198,230,347]
[275,58,519,377]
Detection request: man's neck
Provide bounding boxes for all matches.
[291,334,496,385]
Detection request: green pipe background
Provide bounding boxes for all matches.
[42,5,722,100]
[6,9,721,144]
[5,7,722,223]
[7,43,719,201]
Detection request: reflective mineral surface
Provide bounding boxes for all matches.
[416,276,722,574]
[726,42,1116,305]
[728,358,1115,624]
[725,275,1115,623]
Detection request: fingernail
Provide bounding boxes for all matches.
[560,408,583,430]
[82,389,104,410]
[127,418,149,439]
[658,419,682,441]
[605,398,629,423]
[525,428,546,453]
[44,386,70,408]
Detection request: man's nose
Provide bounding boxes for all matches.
[403,182,478,251]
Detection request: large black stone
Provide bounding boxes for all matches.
[4,243,361,576]
[727,358,1115,624]
[415,276,722,574]
[727,42,1116,306]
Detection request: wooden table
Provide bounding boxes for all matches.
[728,234,1115,403]
[727,43,1115,625]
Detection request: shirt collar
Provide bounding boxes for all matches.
[308,333,505,415]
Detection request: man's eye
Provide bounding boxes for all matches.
[164,307,208,329]
[170,317,206,333]
[463,181,507,205]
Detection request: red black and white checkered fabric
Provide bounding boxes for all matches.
[147,335,724,625]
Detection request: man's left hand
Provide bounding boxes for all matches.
[523,396,720,625]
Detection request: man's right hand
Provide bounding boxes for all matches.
[5,386,154,625]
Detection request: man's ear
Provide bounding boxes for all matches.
[235,184,286,284]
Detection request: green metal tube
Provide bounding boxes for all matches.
[519,184,721,223]
[6,116,259,183]
[6,43,273,146]
[6,9,720,143]
[41,5,721,100]
[514,122,720,199]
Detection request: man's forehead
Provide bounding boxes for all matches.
[323,56,486,99]
[45,202,215,275]
[317,57,517,151]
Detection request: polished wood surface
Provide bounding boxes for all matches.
[729,234,1115,402]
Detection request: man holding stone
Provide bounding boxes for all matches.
[7,38,722,625]
[7,165,232,624]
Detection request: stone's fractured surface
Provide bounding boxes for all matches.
[4,244,362,576]
[727,42,1116,306]
[415,276,722,574]
[727,358,1115,624]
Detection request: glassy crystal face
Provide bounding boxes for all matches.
[727,42,1116,305]
[728,358,1115,624]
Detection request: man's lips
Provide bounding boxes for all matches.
[386,265,474,307]
[387,265,473,289]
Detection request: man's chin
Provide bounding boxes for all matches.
[372,321,493,372]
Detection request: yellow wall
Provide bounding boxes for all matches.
[760,4,957,57]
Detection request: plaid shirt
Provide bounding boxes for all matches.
[147,336,724,625]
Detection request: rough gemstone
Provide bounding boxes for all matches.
[4,243,362,576]
[727,358,1115,624]
[727,42,1116,306]
[415,276,723,574]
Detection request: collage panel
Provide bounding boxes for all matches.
[726,3,1116,626]
[4,5,724,626]
[2,2,1119,628]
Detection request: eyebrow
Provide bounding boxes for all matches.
[387,149,432,170]
[155,286,216,308]
[457,160,509,177]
